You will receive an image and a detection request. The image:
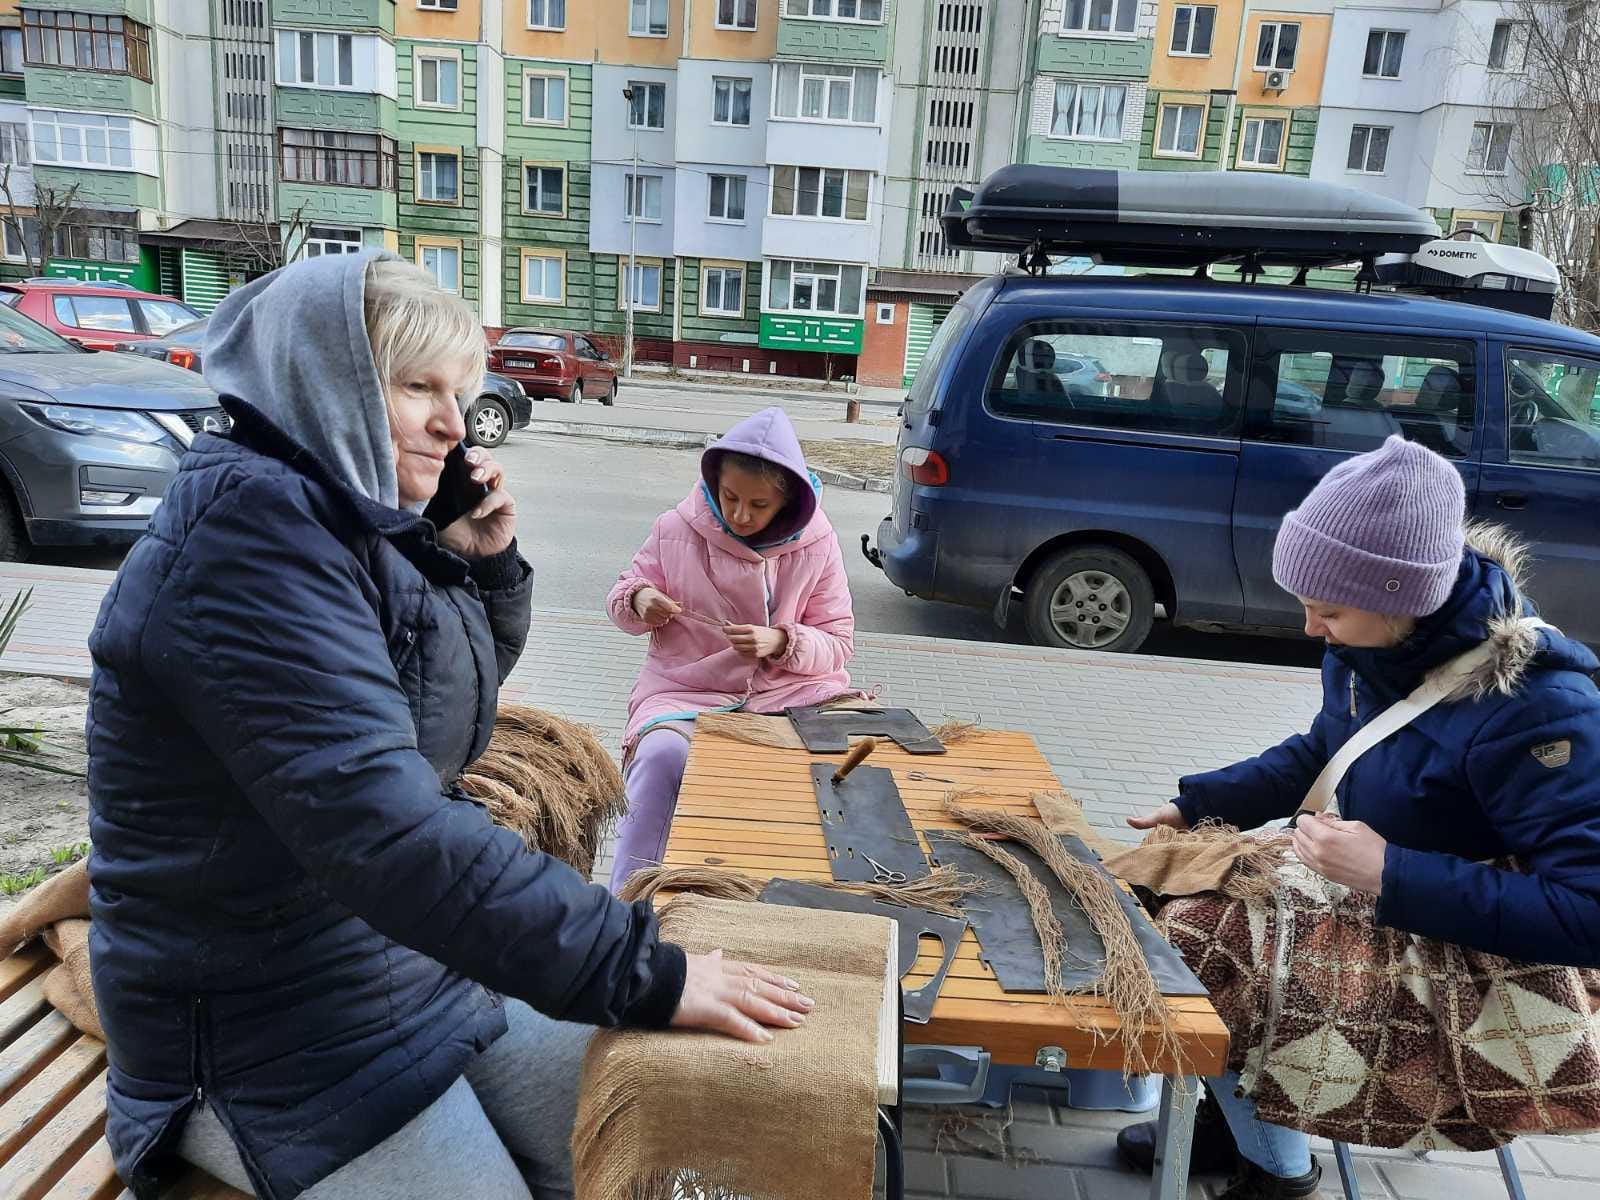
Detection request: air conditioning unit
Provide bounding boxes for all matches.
[1264,70,1289,92]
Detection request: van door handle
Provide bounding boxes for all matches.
[1495,492,1528,511]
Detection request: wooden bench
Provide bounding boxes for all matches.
[0,943,247,1200]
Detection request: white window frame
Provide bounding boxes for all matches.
[1154,101,1205,159]
[716,0,757,30]
[0,26,23,76]
[1059,0,1137,38]
[416,148,461,204]
[1346,124,1390,175]
[875,302,895,324]
[629,0,668,37]
[1452,215,1503,241]
[783,0,885,25]
[303,225,363,257]
[418,0,459,9]
[1049,81,1128,143]
[417,239,461,294]
[0,121,29,167]
[29,110,134,170]
[526,0,566,30]
[1488,20,1527,72]
[702,263,745,317]
[1169,4,1215,57]
[769,165,872,221]
[522,70,568,126]
[521,248,565,305]
[712,76,752,127]
[1253,21,1299,71]
[626,80,667,130]
[415,49,460,110]
[1467,122,1512,175]
[624,172,664,223]
[522,163,565,216]
[276,29,355,90]
[764,258,866,320]
[771,62,879,125]
[1237,115,1287,170]
[707,173,747,223]
[1363,29,1405,80]
[619,258,663,312]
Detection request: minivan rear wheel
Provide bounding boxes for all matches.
[0,485,30,563]
[1024,547,1154,653]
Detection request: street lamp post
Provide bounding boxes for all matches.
[622,86,638,381]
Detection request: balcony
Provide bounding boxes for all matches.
[776,0,892,65]
[276,88,397,134]
[32,164,158,209]
[271,0,395,36]
[21,9,156,117]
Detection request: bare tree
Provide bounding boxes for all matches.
[0,167,87,278]
[221,202,314,276]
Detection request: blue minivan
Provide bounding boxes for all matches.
[871,275,1600,652]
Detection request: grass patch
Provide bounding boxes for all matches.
[0,866,47,896]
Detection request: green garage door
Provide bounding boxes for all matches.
[902,302,952,388]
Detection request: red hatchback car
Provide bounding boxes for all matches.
[488,328,618,406]
[0,280,202,353]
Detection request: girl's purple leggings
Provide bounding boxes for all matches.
[609,723,693,895]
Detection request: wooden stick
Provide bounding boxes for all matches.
[831,736,878,784]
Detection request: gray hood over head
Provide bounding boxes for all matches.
[203,248,399,508]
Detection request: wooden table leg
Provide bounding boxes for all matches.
[1148,1074,1200,1200]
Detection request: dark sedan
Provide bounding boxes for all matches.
[115,317,209,371]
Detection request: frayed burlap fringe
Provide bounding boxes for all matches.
[617,862,990,919]
[941,830,1068,1004]
[1107,822,1292,901]
[943,801,1183,1079]
[459,704,624,880]
[617,865,766,905]
[1029,788,1120,860]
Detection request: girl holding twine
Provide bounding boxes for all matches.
[607,407,857,892]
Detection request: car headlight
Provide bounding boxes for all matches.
[22,404,167,443]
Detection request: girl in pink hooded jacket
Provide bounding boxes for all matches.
[606,408,857,892]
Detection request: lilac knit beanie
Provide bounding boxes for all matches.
[1272,435,1465,617]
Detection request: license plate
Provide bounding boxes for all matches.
[507,358,541,369]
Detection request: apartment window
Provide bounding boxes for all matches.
[303,226,363,257]
[1363,29,1405,78]
[418,150,460,203]
[624,173,663,221]
[527,0,566,29]
[523,71,568,124]
[627,82,666,130]
[419,0,459,8]
[713,77,752,126]
[1170,5,1215,56]
[1453,216,1501,240]
[280,129,396,188]
[703,265,744,316]
[418,242,460,293]
[0,27,22,75]
[876,302,895,324]
[1050,81,1127,141]
[773,63,878,123]
[1254,22,1298,70]
[784,0,884,21]
[524,164,564,214]
[1467,122,1512,174]
[1,216,35,261]
[765,260,865,319]
[31,111,134,169]
[417,53,460,108]
[620,261,663,311]
[708,174,746,221]
[1238,116,1286,169]
[1156,102,1204,157]
[1060,0,1135,36]
[770,166,870,221]
[1346,125,1390,174]
[0,122,28,166]
[521,250,563,303]
[46,222,138,264]
[1489,21,1526,71]
[718,0,757,29]
[630,0,668,36]
[22,11,152,80]
[277,30,354,88]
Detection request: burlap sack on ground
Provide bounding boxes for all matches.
[573,894,892,1200]
[0,857,101,1039]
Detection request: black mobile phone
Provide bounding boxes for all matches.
[424,444,490,530]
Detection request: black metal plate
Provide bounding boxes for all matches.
[787,705,946,755]
[925,831,1207,998]
[758,879,968,1024]
[812,763,930,884]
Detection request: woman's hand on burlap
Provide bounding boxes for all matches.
[632,587,682,628]
[1126,801,1187,832]
[1292,813,1387,894]
[671,949,814,1043]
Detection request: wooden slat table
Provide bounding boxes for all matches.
[666,728,1230,1200]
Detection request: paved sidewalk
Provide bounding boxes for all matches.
[5,560,1596,1199]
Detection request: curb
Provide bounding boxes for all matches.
[622,375,904,409]
[813,466,893,495]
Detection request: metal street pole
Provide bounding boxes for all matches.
[624,89,638,381]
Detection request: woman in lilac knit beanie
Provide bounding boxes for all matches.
[1114,436,1600,1200]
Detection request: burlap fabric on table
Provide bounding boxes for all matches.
[1159,854,1600,1150]
[0,858,99,1039]
[573,894,892,1200]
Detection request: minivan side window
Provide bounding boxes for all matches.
[987,321,1247,438]
[904,301,974,414]
[1505,350,1600,471]
[1246,329,1476,459]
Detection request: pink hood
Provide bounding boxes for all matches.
[607,409,857,747]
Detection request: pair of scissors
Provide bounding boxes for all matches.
[862,854,908,884]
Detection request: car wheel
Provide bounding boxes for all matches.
[603,379,617,407]
[1023,546,1155,653]
[563,383,582,404]
[466,397,510,449]
[0,484,30,563]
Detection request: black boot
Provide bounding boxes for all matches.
[1216,1158,1324,1199]
[1115,1090,1240,1175]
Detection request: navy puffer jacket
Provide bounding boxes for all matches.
[1176,529,1600,968]
[86,403,685,1200]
